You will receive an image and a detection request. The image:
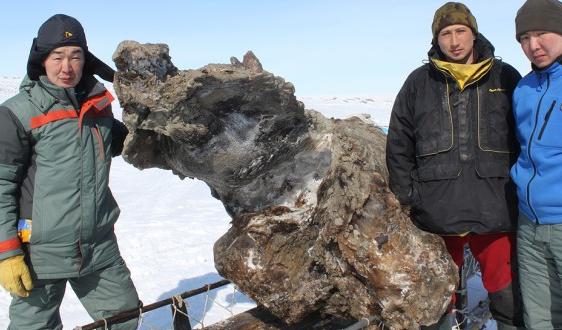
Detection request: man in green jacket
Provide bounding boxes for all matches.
[0,14,139,329]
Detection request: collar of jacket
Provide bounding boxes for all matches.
[427,33,495,91]
[431,57,493,91]
[19,74,106,114]
[530,55,562,74]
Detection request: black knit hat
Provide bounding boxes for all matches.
[516,0,562,41]
[27,14,115,82]
[432,2,478,42]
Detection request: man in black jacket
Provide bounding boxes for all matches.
[386,2,524,329]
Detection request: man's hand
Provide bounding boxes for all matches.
[0,255,33,297]
[111,119,129,157]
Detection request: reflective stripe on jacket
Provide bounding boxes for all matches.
[0,75,122,279]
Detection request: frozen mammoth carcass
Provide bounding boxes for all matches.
[112,41,458,329]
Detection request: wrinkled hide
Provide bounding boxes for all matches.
[113,41,458,329]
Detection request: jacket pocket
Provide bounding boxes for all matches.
[538,100,556,140]
[475,160,511,178]
[536,100,559,147]
[96,190,120,234]
[413,86,454,157]
[478,90,517,153]
[409,163,459,217]
[29,240,82,274]
[412,163,461,182]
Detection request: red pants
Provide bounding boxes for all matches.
[442,233,515,293]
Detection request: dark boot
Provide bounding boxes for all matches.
[420,313,452,330]
[489,283,525,328]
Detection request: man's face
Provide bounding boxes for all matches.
[43,46,85,88]
[437,24,475,64]
[520,31,562,69]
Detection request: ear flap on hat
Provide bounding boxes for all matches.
[27,39,115,83]
[27,38,48,80]
[84,52,115,83]
[27,14,115,83]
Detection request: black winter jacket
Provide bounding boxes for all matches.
[386,34,521,235]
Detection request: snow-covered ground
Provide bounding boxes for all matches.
[0,77,494,329]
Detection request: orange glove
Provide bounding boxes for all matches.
[0,255,33,297]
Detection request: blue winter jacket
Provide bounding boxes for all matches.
[511,59,562,224]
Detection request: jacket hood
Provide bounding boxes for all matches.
[428,33,495,63]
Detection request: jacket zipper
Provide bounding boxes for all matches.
[91,126,105,161]
[526,73,550,223]
[78,111,85,274]
[77,239,83,274]
[537,100,557,140]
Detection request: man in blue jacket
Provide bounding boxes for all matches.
[512,0,562,328]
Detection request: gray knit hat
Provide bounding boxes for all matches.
[516,0,562,41]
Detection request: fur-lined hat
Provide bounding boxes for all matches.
[27,14,115,82]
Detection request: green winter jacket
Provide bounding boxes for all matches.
[0,75,124,279]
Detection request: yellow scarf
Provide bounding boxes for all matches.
[431,58,493,91]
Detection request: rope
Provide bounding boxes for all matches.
[198,283,212,328]
[362,317,371,327]
[212,299,235,314]
[102,318,108,330]
[228,285,239,311]
[181,283,242,328]
[465,299,493,329]
[172,294,184,309]
[75,279,230,330]
[188,315,204,329]
[170,293,196,330]
[341,315,388,330]
[135,307,143,330]
[171,301,190,319]
[452,308,469,329]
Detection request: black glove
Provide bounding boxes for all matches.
[111,119,129,157]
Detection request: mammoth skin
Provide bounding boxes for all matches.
[112,41,458,329]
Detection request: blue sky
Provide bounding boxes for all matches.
[1,0,528,96]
